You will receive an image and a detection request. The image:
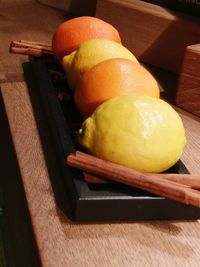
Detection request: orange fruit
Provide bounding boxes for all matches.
[74,58,160,118]
[52,16,121,63]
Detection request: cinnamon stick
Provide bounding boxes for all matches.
[76,151,200,189]
[67,151,200,208]
[83,172,108,184]
[83,172,200,189]
[9,40,53,57]
[152,173,200,190]
[20,40,52,48]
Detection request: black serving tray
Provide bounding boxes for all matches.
[23,56,200,222]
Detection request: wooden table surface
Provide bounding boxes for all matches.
[1,1,200,267]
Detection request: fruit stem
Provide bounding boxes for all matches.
[78,128,84,137]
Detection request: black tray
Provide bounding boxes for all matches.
[23,56,200,222]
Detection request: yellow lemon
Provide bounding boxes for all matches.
[62,38,139,89]
[79,95,187,173]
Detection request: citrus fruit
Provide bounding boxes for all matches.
[79,95,186,173]
[75,58,160,118]
[62,39,139,89]
[52,16,121,63]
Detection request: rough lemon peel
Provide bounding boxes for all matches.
[79,95,187,173]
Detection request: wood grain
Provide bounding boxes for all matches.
[38,0,97,15]
[0,72,24,83]
[37,0,71,11]
[1,82,69,267]
[2,81,200,267]
[176,44,200,117]
[0,1,69,75]
[1,2,200,267]
[0,92,41,267]
[95,0,200,74]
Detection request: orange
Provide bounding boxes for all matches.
[74,58,160,118]
[52,16,121,63]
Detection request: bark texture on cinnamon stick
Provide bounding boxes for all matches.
[9,40,53,57]
[75,151,200,189]
[67,151,200,208]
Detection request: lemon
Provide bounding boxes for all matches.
[79,95,187,173]
[62,38,139,89]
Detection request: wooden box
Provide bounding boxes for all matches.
[95,0,200,116]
